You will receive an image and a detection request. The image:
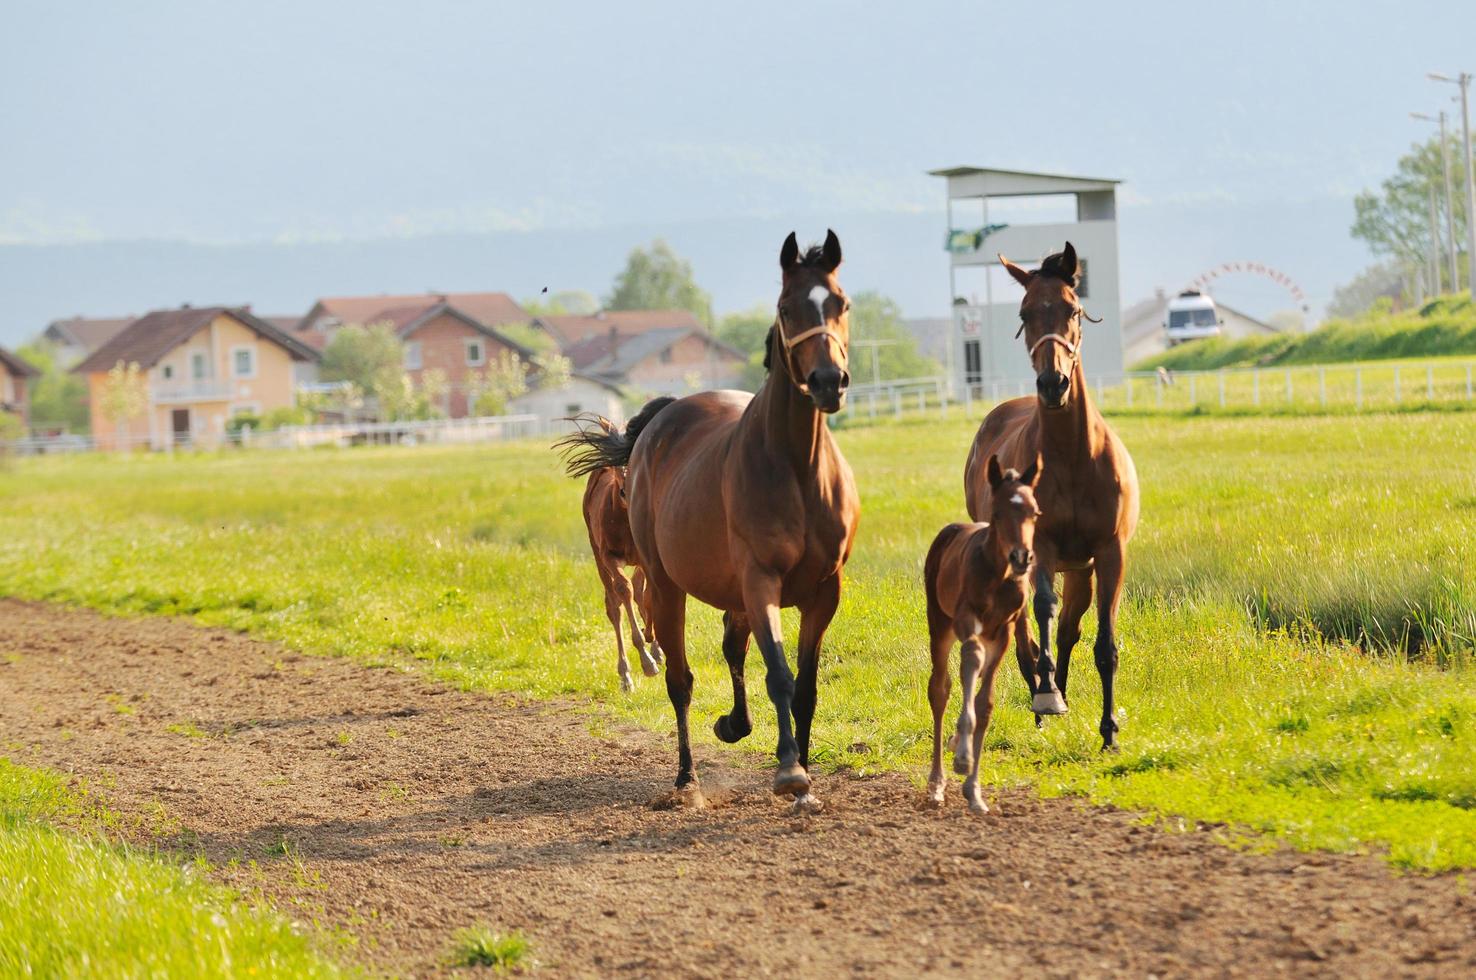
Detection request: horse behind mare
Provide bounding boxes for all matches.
[559,231,860,812]
[924,454,1041,812]
[563,439,661,691]
[963,242,1139,750]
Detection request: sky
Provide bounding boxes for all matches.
[3,0,1475,342]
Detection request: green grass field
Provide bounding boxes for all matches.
[1,411,1474,887]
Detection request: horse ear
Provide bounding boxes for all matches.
[998,254,1033,288]
[1020,453,1042,487]
[820,229,842,273]
[780,232,800,271]
[987,453,1004,490]
[762,325,774,371]
[1059,241,1078,281]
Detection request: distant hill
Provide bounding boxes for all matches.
[1133,296,1476,371]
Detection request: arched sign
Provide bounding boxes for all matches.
[1187,262,1309,312]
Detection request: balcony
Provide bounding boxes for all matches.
[153,382,233,403]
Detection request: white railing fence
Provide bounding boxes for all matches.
[835,360,1476,425]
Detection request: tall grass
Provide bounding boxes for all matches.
[1136,294,1476,371]
[0,759,347,978]
[0,414,1473,869]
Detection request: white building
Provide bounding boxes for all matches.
[930,167,1124,393]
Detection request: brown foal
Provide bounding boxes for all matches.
[925,455,1041,812]
[579,459,661,691]
[964,243,1140,750]
[560,231,860,812]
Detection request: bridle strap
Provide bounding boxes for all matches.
[774,309,846,394]
[780,322,834,349]
[1028,333,1077,357]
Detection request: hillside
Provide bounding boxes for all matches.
[1134,295,1476,371]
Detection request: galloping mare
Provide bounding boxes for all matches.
[560,231,860,811]
[963,243,1139,750]
[567,444,662,691]
[924,453,1041,812]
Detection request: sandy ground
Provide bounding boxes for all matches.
[0,598,1472,978]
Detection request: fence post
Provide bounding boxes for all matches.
[893,390,902,418]
[964,383,973,416]
[1218,371,1226,408]
[1394,366,1401,403]
[1319,367,1327,407]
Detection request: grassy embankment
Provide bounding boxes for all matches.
[0,413,1473,873]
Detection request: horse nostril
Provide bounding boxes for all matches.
[838,370,851,390]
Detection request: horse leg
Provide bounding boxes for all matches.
[633,567,662,666]
[789,576,840,814]
[1029,562,1067,718]
[597,557,633,692]
[621,566,658,677]
[1054,569,1094,704]
[650,580,698,793]
[962,632,1009,815]
[741,566,805,798]
[1013,616,1039,705]
[925,614,954,806]
[713,611,753,743]
[952,635,985,777]
[1093,543,1127,752]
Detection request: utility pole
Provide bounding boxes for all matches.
[1428,183,1443,293]
[1430,72,1475,296]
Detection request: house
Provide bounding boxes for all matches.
[41,316,135,365]
[1122,289,1283,368]
[533,309,703,348]
[73,306,319,450]
[510,370,625,432]
[292,292,534,418]
[564,323,747,396]
[0,346,40,428]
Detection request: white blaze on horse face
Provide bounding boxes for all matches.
[808,285,831,329]
[1010,493,1025,505]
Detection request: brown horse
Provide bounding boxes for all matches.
[963,243,1139,751]
[924,454,1041,812]
[560,231,859,812]
[579,459,662,692]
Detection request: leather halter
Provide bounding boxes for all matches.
[1028,333,1077,358]
[775,307,845,395]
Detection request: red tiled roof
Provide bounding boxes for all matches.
[73,307,319,374]
[0,345,41,378]
[300,292,529,331]
[537,309,702,347]
[45,316,135,353]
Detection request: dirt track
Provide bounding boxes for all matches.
[1,599,1472,977]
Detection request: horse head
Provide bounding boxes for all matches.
[998,242,1096,411]
[769,229,851,413]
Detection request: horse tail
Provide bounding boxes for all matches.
[555,396,677,478]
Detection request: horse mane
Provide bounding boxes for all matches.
[1035,250,1079,288]
[796,244,829,268]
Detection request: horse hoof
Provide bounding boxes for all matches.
[649,641,664,665]
[619,674,634,693]
[945,731,959,752]
[773,762,810,798]
[926,781,946,807]
[1032,690,1068,716]
[713,715,751,744]
[649,782,707,810]
[1101,740,1120,754]
[791,792,824,816]
[951,749,974,777]
[639,655,660,677]
[962,782,989,815]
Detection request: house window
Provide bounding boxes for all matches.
[232,346,256,378]
[963,339,982,385]
[565,403,582,415]
[404,342,422,370]
[465,339,485,366]
[191,352,207,380]
[162,364,174,380]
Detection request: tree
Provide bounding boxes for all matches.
[532,351,572,392]
[1352,134,1469,293]
[472,350,530,416]
[1327,261,1409,319]
[846,291,942,383]
[320,322,405,394]
[99,361,147,449]
[606,240,713,325]
[716,305,773,357]
[15,341,89,431]
[521,289,599,317]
